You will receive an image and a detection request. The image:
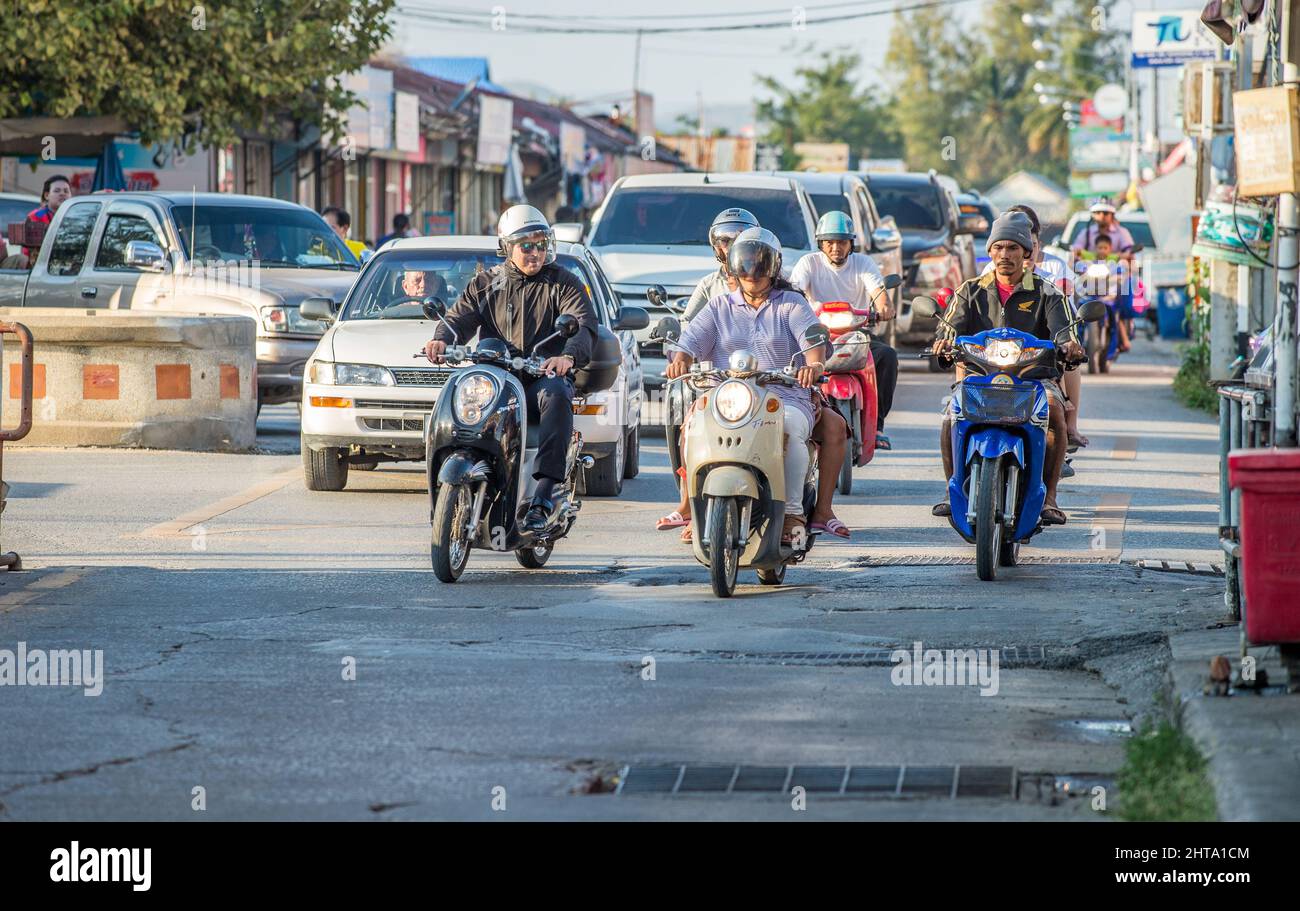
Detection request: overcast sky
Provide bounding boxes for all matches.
[392,1,1210,135]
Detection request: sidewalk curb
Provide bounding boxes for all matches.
[1165,626,1300,822]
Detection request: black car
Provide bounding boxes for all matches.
[863,171,986,345]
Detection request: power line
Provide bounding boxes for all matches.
[393,0,979,35]
[397,0,920,23]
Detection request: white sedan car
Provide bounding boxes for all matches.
[299,236,646,495]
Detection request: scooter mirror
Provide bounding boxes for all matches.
[646,284,668,308]
[803,324,830,348]
[882,273,903,290]
[911,295,939,319]
[555,313,580,338]
[421,296,448,321]
[1078,298,1108,323]
[652,315,681,343]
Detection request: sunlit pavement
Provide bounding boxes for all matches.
[0,335,1230,820]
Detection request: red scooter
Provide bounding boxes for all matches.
[814,274,901,495]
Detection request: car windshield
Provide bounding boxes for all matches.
[870,181,946,231]
[340,251,597,321]
[171,204,358,269]
[591,186,811,249]
[811,194,850,218]
[1066,217,1157,249]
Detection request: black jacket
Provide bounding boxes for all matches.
[433,261,599,365]
[935,270,1072,378]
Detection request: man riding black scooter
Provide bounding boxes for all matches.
[423,205,600,532]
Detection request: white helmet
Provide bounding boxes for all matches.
[497,204,555,263]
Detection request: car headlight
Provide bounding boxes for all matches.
[309,361,394,386]
[454,372,497,424]
[260,305,320,334]
[984,340,1024,367]
[714,380,754,423]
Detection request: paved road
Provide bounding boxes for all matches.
[0,337,1229,819]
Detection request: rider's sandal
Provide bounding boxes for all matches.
[656,511,689,530]
[1041,505,1068,526]
[932,502,952,518]
[874,432,891,451]
[780,515,806,546]
[810,518,851,538]
[680,526,693,543]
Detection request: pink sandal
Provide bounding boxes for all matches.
[656,511,689,530]
[809,518,852,539]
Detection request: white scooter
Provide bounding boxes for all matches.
[664,321,831,597]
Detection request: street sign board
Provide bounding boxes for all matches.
[1131,10,1218,68]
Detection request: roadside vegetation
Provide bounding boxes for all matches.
[1116,719,1218,821]
[1174,260,1217,415]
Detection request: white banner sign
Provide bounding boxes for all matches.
[394,91,420,154]
[476,95,514,167]
[1131,10,1218,68]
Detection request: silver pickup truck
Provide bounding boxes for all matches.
[0,192,360,406]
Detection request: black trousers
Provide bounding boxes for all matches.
[871,339,898,431]
[523,375,573,481]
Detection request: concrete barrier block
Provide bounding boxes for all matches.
[0,308,257,451]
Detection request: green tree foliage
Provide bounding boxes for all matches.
[0,0,395,149]
[879,0,1122,189]
[755,46,902,167]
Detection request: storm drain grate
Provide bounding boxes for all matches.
[692,645,1055,669]
[1136,559,1224,576]
[617,764,1017,799]
[851,555,1120,567]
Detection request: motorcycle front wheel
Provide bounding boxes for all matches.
[706,496,740,598]
[431,483,472,582]
[974,455,1004,582]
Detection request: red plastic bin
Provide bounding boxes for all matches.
[1228,448,1300,644]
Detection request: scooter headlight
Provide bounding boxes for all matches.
[454,372,497,424]
[714,380,754,424]
[819,311,855,331]
[984,339,1024,366]
[1085,262,1110,279]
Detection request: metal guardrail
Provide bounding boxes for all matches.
[0,320,34,571]
[1216,380,1272,623]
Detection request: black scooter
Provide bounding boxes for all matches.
[418,300,593,582]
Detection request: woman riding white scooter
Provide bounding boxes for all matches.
[665,227,825,543]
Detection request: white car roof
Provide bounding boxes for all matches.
[613,172,796,191]
[378,235,585,256]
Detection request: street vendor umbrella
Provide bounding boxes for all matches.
[91,140,126,192]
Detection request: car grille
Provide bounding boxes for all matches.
[354,399,436,410]
[362,417,425,433]
[391,368,451,387]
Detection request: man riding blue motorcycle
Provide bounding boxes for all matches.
[929,212,1084,530]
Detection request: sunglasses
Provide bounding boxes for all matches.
[516,241,548,253]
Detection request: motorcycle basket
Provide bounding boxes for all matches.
[960,382,1037,425]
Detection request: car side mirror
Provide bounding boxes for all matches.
[552,223,584,245]
[613,306,649,331]
[556,313,580,338]
[1078,299,1108,323]
[421,296,448,322]
[882,273,902,290]
[652,315,681,343]
[646,283,668,308]
[871,225,902,253]
[300,296,337,322]
[911,295,940,319]
[124,240,167,272]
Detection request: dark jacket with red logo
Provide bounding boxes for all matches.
[934,269,1072,379]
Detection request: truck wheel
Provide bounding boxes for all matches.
[706,496,740,598]
[974,455,1003,582]
[303,446,349,491]
[623,425,640,479]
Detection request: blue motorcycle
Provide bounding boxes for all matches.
[913,296,1105,580]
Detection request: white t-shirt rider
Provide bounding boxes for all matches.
[790,250,885,311]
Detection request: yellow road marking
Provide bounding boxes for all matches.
[136,467,302,538]
[1111,435,1139,460]
[0,567,88,613]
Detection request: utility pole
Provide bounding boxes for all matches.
[632,29,643,138]
[1275,0,1300,445]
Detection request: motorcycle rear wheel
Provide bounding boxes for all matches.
[706,496,740,598]
[756,564,786,585]
[837,401,855,495]
[974,455,1003,582]
[515,543,553,569]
